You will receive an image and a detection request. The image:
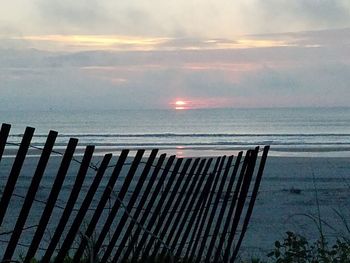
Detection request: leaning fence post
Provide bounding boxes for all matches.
[136,158,183,261]
[214,151,250,261]
[0,126,35,227]
[196,155,234,262]
[170,158,213,254]
[53,152,113,263]
[223,148,258,262]
[92,149,145,257]
[121,155,176,262]
[230,146,270,262]
[189,156,226,261]
[161,158,205,255]
[132,158,183,261]
[183,157,222,259]
[2,130,57,262]
[148,158,193,260]
[72,149,129,262]
[24,138,78,263]
[41,145,95,262]
[205,153,242,262]
[100,149,159,262]
[112,153,167,261]
[154,158,200,258]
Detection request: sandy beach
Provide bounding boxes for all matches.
[242,156,350,259]
[1,152,350,260]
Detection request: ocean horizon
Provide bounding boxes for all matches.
[1,107,350,157]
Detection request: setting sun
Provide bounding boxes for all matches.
[175,100,186,106]
[174,100,188,110]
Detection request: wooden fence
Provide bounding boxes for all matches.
[0,123,269,262]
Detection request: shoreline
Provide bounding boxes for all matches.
[2,145,350,158]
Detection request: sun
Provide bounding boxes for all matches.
[175,100,186,106]
[174,100,187,110]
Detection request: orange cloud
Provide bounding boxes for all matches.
[12,35,171,51]
[182,62,262,72]
[11,34,297,52]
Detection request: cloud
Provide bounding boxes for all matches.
[1,1,350,38]
[0,28,350,110]
[242,0,350,34]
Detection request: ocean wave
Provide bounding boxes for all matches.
[9,133,350,138]
[6,141,350,147]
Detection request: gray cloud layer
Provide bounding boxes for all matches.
[1,0,350,37]
[0,29,349,110]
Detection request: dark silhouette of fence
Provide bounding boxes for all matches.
[0,123,269,262]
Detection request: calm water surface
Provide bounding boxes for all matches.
[1,108,350,157]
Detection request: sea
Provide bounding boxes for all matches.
[1,107,350,157]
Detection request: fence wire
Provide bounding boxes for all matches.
[0,134,267,262]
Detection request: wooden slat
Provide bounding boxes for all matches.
[147,158,193,259]
[120,155,176,262]
[213,151,250,261]
[196,156,234,262]
[53,152,113,263]
[72,149,129,262]
[161,158,206,255]
[205,153,242,262]
[111,153,167,261]
[92,149,145,256]
[41,145,95,262]
[222,148,258,262]
[188,156,226,260]
[169,158,212,253]
[0,123,11,162]
[153,158,200,258]
[2,130,57,261]
[24,137,78,263]
[131,158,183,261]
[230,146,270,261]
[100,149,158,261]
[175,157,220,258]
[183,157,222,259]
[0,126,34,227]
[138,158,184,261]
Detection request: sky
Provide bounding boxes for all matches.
[0,0,350,110]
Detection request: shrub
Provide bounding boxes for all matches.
[267,231,350,263]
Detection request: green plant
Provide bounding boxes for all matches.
[267,231,350,263]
